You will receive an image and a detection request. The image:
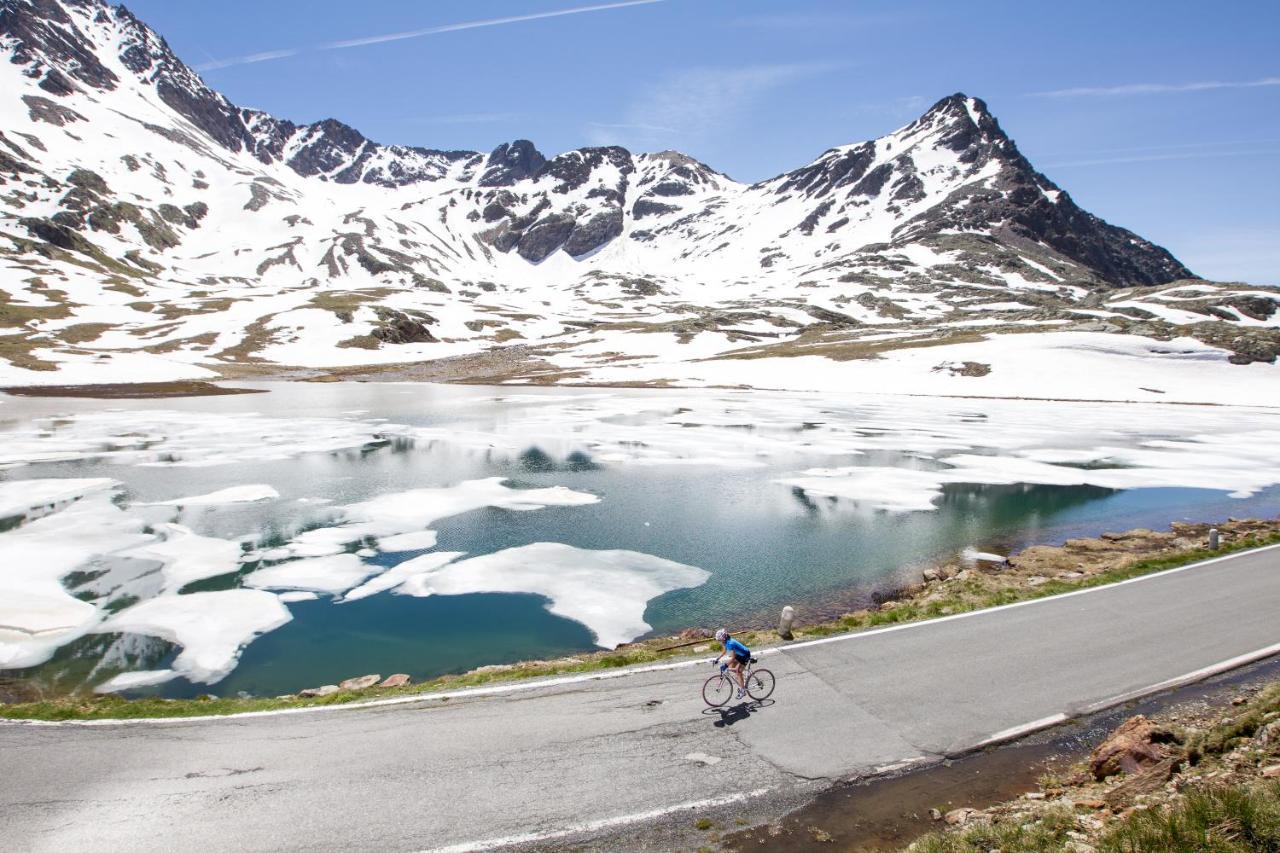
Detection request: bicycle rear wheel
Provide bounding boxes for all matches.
[702,674,733,707]
[746,668,775,701]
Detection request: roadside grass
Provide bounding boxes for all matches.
[2,532,1278,722]
[910,802,1079,852]
[1096,782,1280,852]
[811,531,1280,638]
[1185,682,1280,763]
[910,785,1280,853]
[907,677,1280,853]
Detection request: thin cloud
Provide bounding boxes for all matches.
[1042,148,1280,168]
[1029,137,1280,160]
[1034,76,1280,97]
[588,61,844,149]
[196,0,665,72]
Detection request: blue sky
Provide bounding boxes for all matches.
[127,0,1279,284]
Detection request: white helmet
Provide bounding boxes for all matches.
[714,628,727,643]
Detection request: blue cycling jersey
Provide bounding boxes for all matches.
[724,637,749,658]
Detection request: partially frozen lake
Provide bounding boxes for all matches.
[3,383,1280,698]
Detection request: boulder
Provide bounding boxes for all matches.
[299,685,339,698]
[1262,765,1280,779]
[944,807,978,826]
[339,674,381,691]
[1104,757,1179,808]
[679,627,714,640]
[1089,715,1180,780]
[379,674,411,688]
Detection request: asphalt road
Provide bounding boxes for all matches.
[3,545,1279,852]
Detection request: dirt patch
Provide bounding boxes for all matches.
[1,381,266,398]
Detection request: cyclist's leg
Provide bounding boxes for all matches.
[730,657,746,689]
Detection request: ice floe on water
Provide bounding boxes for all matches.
[375,530,440,553]
[341,552,466,603]
[99,590,292,684]
[0,477,115,519]
[777,430,1280,513]
[138,485,280,506]
[0,484,151,669]
[95,669,180,693]
[245,554,375,595]
[392,543,710,648]
[262,477,599,560]
[129,523,243,593]
[0,409,407,468]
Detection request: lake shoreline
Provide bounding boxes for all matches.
[4,516,1278,720]
[3,372,1272,408]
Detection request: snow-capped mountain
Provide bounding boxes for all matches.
[1,0,1276,400]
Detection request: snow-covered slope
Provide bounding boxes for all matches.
[1,0,1277,400]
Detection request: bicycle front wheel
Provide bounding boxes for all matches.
[746,668,775,701]
[702,674,733,707]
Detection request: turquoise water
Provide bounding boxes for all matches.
[3,382,1278,697]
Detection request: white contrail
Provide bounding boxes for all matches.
[324,0,666,49]
[1035,76,1280,97]
[195,0,666,72]
[195,48,300,72]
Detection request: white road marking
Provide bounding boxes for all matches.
[4,542,1277,728]
[1077,640,1280,716]
[975,713,1069,749]
[421,787,772,853]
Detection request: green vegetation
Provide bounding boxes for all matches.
[813,531,1280,639]
[1098,782,1280,852]
[912,785,1280,852]
[2,533,1277,722]
[1186,682,1280,762]
[911,803,1079,852]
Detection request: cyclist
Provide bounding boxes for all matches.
[713,628,750,699]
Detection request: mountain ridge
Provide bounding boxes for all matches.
[0,0,1276,399]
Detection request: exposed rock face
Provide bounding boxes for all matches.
[1090,715,1180,780]
[517,213,577,262]
[371,308,436,345]
[884,96,1192,286]
[480,140,546,187]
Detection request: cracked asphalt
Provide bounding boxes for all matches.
[2,546,1278,852]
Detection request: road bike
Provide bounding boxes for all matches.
[702,656,775,707]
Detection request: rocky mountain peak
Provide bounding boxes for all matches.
[480,139,546,187]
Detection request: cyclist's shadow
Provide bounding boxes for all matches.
[704,698,775,728]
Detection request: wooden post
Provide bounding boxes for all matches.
[1209,528,1220,550]
[778,605,795,640]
